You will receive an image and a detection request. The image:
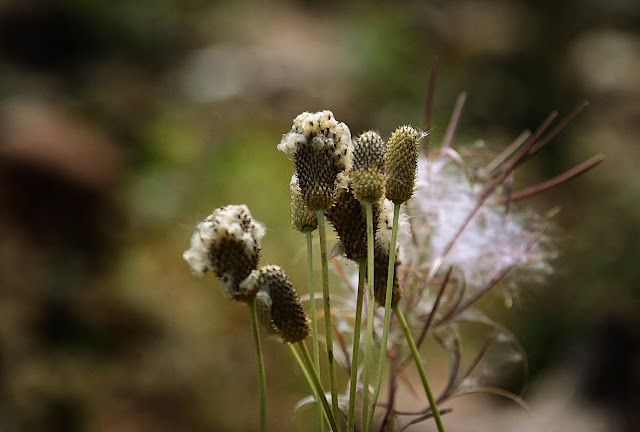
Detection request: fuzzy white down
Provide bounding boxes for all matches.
[277,110,353,170]
[183,204,266,277]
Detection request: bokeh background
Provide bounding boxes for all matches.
[0,0,638,431]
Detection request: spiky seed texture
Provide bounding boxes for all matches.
[278,110,353,210]
[326,187,366,261]
[242,265,310,343]
[385,125,422,203]
[183,204,265,302]
[372,241,403,307]
[351,130,386,202]
[290,175,318,232]
[326,187,386,261]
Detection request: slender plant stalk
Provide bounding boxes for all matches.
[316,210,342,431]
[368,201,401,429]
[305,228,324,432]
[361,200,376,430]
[287,343,331,428]
[296,342,340,432]
[347,259,367,432]
[248,298,267,432]
[394,304,446,432]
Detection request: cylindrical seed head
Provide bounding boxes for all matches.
[278,110,352,210]
[290,175,318,232]
[243,265,310,343]
[326,187,385,262]
[326,187,367,261]
[183,204,265,302]
[385,125,421,203]
[351,130,386,202]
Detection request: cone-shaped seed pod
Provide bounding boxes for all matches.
[278,110,352,210]
[243,265,310,343]
[290,175,318,232]
[326,186,383,261]
[183,204,265,302]
[351,130,386,202]
[372,242,403,307]
[385,125,421,203]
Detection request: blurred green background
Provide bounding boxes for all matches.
[0,0,638,431]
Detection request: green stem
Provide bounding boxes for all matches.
[296,342,340,432]
[394,304,446,432]
[316,210,342,432]
[287,343,331,428]
[248,298,267,432]
[368,201,401,429]
[361,200,375,430]
[305,228,324,432]
[347,259,367,432]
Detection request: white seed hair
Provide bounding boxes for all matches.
[239,268,261,295]
[239,264,284,299]
[376,198,409,249]
[182,204,266,277]
[408,155,555,291]
[277,110,353,170]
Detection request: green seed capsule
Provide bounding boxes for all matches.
[290,176,318,232]
[353,131,385,171]
[385,125,421,203]
[352,130,386,202]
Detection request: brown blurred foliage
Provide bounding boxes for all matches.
[0,0,638,430]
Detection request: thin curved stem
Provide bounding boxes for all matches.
[248,298,267,432]
[394,304,446,432]
[317,210,342,431]
[368,201,400,429]
[347,260,367,432]
[293,342,340,432]
[362,200,376,430]
[305,228,324,432]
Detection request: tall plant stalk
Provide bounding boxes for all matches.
[394,304,446,432]
[361,200,376,429]
[248,298,267,432]
[347,260,367,432]
[368,201,401,429]
[317,210,342,431]
[305,228,324,432]
[292,342,340,432]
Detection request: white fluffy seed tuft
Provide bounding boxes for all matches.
[277,110,353,170]
[183,204,266,277]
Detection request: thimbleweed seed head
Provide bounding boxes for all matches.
[326,186,388,262]
[326,186,368,261]
[242,265,310,343]
[290,175,318,232]
[385,125,422,203]
[278,110,353,210]
[351,130,386,202]
[183,204,265,302]
[372,242,402,307]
